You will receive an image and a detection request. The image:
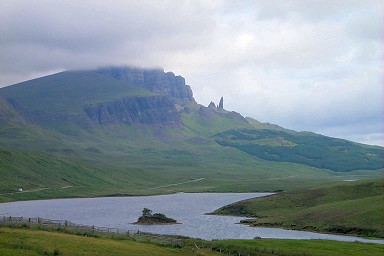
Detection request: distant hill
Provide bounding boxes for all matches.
[214,129,384,172]
[0,66,383,201]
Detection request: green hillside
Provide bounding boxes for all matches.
[4,135,371,203]
[0,70,152,114]
[214,129,384,171]
[214,179,384,238]
[0,67,383,202]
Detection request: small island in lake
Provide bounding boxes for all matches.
[133,208,179,225]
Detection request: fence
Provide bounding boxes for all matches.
[1,216,288,256]
[0,215,133,233]
[0,215,184,248]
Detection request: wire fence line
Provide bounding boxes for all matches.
[1,215,134,234]
[1,216,299,256]
[0,215,184,248]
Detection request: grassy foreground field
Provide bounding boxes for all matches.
[193,239,384,256]
[214,179,384,238]
[0,227,217,256]
[1,227,383,256]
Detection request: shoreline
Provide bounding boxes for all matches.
[233,220,384,241]
[2,192,383,244]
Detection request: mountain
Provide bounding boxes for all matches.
[95,67,195,103]
[0,66,383,201]
[0,69,183,128]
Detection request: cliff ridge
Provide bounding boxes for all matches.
[96,67,195,103]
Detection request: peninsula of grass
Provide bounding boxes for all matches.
[213,178,384,238]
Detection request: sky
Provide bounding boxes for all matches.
[0,0,383,146]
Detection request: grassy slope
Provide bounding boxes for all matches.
[1,138,355,203]
[214,129,384,172]
[1,227,383,256]
[0,147,136,202]
[0,228,214,256]
[194,239,384,256]
[214,179,384,238]
[1,105,383,202]
[0,70,153,114]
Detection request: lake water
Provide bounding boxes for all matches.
[1,193,383,244]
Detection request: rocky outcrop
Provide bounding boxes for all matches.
[133,208,178,225]
[84,95,183,128]
[208,101,216,108]
[96,67,195,103]
[6,98,89,128]
[207,97,224,109]
[218,97,224,109]
[4,95,183,129]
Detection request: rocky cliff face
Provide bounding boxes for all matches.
[6,98,90,128]
[0,67,189,129]
[218,97,224,109]
[208,101,216,108]
[84,95,183,128]
[7,95,183,129]
[96,67,195,103]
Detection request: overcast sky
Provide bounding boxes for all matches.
[0,0,383,146]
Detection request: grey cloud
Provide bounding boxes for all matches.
[345,7,384,42]
[0,0,382,146]
[0,0,215,75]
[250,0,374,22]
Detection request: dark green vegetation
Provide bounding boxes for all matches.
[0,67,383,202]
[1,227,383,256]
[214,179,384,238]
[134,208,178,224]
[214,129,384,171]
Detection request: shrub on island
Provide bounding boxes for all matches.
[134,208,178,225]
